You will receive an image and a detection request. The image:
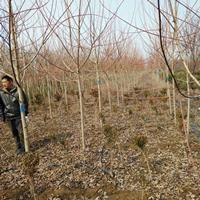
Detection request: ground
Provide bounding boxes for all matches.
[0,89,200,200]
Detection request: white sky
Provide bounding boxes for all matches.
[1,0,200,57]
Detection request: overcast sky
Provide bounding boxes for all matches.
[1,0,200,57]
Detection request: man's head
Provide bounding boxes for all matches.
[1,75,14,90]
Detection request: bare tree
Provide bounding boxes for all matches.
[36,0,124,151]
[0,0,56,152]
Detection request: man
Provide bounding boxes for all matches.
[0,75,28,155]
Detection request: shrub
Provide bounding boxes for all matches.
[32,93,43,105]
[103,124,118,146]
[133,135,148,151]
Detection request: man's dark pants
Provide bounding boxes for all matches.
[7,118,25,152]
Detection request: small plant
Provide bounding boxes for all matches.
[99,112,105,124]
[112,105,118,113]
[132,135,152,180]
[149,99,154,105]
[21,152,39,200]
[134,87,140,94]
[143,90,150,98]
[90,88,98,98]
[151,106,159,115]
[128,109,133,115]
[54,92,62,102]
[103,124,117,146]
[69,89,76,95]
[159,88,167,96]
[48,133,57,142]
[134,135,147,150]
[103,124,113,136]
[176,109,187,133]
[33,93,43,105]
[174,70,187,90]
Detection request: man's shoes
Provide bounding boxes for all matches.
[16,147,25,155]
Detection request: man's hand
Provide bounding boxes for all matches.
[25,116,29,124]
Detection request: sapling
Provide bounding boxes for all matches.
[103,124,118,167]
[99,112,105,125]
[21,152,39,200]
[103,124,117,146]
[133,135,152,180]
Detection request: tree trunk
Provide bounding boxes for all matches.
[186,72,193,164]
[166,70,172,115]
[77,72,85,151]
[95,62,103,127]
[114,70,120,106]
[9,0,29,152]
[171,48,176,125]
[104,74,112,112]
[46,74,52,119]
[63,72,69,110]
[121,70,125,106]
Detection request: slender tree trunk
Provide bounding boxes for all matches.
[46,76,52,119]
[168,0,177,125]
[172,55,176,125]
[9,0,29,152]
[26,79,31,107]
[114,69,120,106]
[133,71,136,88]
[180,100,193,165]
[77,72,85,151]
[125,69,130,96]
[63,72,69,110]
[28,175,37,200]
[104,74,112,111]
[42,78,46,99]
[95,62,103,127]
[76,0,85,151]
[186,72,190,137]
[121,70,125,106]
[186,72,193,164]
[166,70,172,115]
[46,63,52,119]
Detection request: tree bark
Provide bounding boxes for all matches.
[9,0,29,152]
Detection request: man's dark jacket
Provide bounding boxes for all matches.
[0,86,28,120]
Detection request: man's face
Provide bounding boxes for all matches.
[1,79,13,90]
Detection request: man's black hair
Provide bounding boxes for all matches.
[1,75,13,82]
